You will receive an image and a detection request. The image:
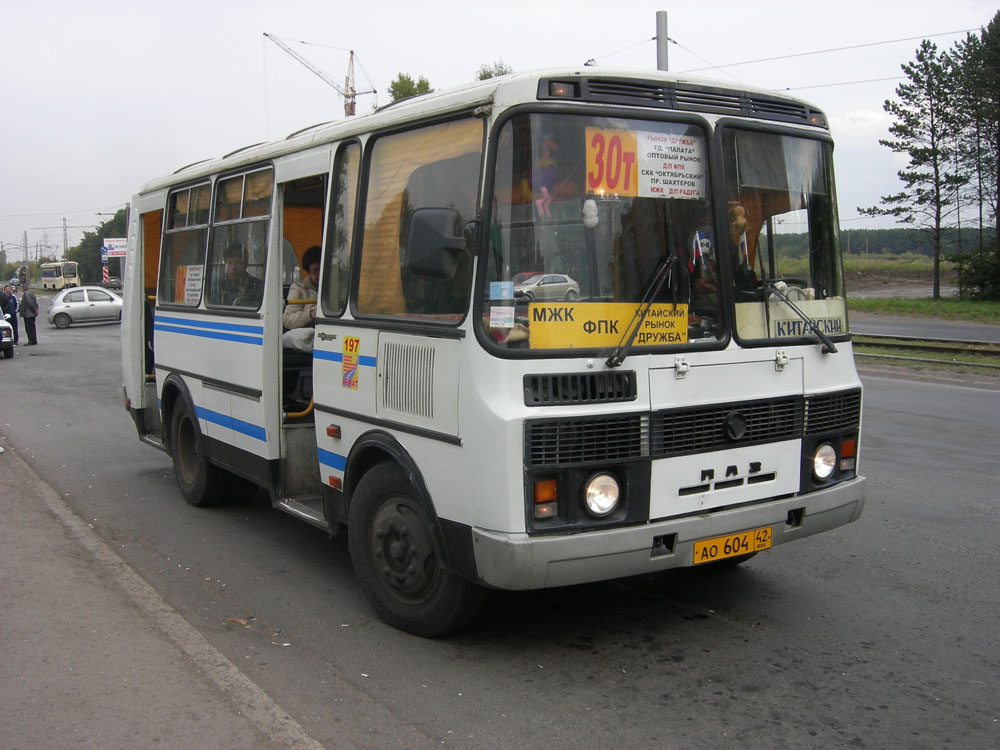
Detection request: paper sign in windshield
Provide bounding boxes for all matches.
[174,264,203,305]
[528,302,688,349]
[586,127,705,200]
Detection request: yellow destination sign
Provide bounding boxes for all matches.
[528,302,688,349]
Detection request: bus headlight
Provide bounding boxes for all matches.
[812,443,837,481]
[583,473,620,517]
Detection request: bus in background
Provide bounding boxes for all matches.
[121,68,866,636]
[40,261,80,291]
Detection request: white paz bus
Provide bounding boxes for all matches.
[122,68,865,636]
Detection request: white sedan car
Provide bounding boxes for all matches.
[46,285,123,328]
[514,273,580,302]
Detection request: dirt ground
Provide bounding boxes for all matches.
[845,268,958,298]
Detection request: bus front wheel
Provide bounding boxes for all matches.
[348,463,484,637]
[170,398,226,507]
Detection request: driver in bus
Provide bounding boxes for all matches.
[216,242,263,307]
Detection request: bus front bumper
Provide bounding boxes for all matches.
[470,476,865,590]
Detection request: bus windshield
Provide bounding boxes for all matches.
[41,261,78,278]
[722,128,846,343]
[482,112,723,352]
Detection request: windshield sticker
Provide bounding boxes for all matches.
[490,281,514,300]
[490,306,515,328]
[528,302,688,349]
[587,128,706,200]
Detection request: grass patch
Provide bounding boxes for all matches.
[847,297,1000,323]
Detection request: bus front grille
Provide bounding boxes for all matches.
[804,389,862,434]
[525,390,861,468]
[526,414,648,466]
[650,397,803,458]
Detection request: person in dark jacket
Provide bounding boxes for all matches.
[20,282,39,345]
[3,284,19,344]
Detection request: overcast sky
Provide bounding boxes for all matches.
[1,0,996,261]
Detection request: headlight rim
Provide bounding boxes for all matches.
[583,472,621,518]
[812,442,837,481]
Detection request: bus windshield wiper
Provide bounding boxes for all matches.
[606,256,677,368]
[763,281,837,354]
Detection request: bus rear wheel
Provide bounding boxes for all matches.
[170,398,226,507]
[348,463,484,637]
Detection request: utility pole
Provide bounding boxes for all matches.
[656,11,669,71]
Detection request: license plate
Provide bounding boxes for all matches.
[692,526,772,565]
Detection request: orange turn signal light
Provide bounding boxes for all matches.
[533,478,558,503]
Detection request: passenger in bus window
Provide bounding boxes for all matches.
[282,245,319,352]
[215,243,263,307]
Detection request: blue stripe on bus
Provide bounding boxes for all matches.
[314,349,377,367]
[155,316,264,335]
[155,323,263,346]
[194,405,267,442]
[317,447,347,472]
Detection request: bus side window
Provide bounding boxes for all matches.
[205,168,273,310]
[322,142,360,317]
[158,184,210,306]
[356,118,483,320]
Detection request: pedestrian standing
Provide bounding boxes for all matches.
[3,284,19,344]
[20,282,39,346]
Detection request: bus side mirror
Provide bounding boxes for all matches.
[404,207,467,280]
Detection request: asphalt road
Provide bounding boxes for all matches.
[1,306,998,749]
[851,310,1000,343]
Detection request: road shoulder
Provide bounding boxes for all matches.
[0,438,323,750]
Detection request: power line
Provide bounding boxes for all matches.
[678,28,979,75]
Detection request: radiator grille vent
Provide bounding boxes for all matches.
[381,341,435,419]
[804,389,862,434]
[525,389,861,468]
[526,415,648,466]
[651,397,802,457]
[524,371,637,406]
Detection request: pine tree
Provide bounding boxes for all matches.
[859,40,967,298]
[950,15,1000,254]
[387,73,431,103]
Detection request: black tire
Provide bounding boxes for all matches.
[565,289,578,301]
[54,313,71,329]
[3,347,12,359]
[169,398,226,507]
[348,462,484,637]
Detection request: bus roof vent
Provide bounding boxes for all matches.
[749,97,811,123]
[538,77,825,128]
[523,371,637,407]
[673,86,743,115]
[585,79,668,105]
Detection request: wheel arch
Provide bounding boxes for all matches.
[159,373,196,457]
[344,430,455,570]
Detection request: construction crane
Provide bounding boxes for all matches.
[263,33,375,117]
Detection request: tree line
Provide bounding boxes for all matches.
[861,11,1000,299]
